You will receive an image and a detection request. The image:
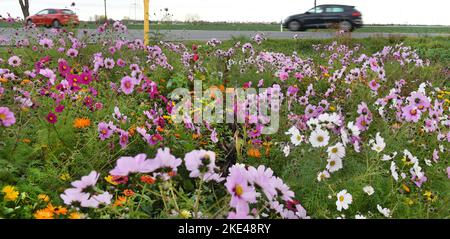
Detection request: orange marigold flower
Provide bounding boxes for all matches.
[114,196,127,207]
[168,171,177,177]
[140,175,156,185]
[34,208,54,219]
[47,204,68,215]
[247,147,261,158]
[123,189,135,197]
[73,118,91,129]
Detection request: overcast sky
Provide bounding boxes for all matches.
[1,0,449,25]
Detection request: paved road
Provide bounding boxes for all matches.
[1,28,449,43]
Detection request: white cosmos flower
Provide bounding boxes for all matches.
[290,131,304,146]
[306,118,320,130]
[355,214,367,219]
[326,157,343,172]
[363,185,374,195]
[283,145,290,157]
[340,128,350,146]
[390,161,399,181]
[369,132,386,153]
[377,205,392,218]
[347,121,360,137]
[381,151,397,161]
[309,128,330,148]
[317,170,330,182]
[327,142,346,159]
[336,190,352,211]
[285,126,300,136]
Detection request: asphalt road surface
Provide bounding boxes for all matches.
[1,28,449,44]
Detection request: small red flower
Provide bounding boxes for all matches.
[193,54,199,62]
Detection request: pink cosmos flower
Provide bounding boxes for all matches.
[402,104,421,122]
[146,148,182,176]
[39,38,54,48]
[98,122,114,140]
[0,107,16,127]
[278,71,289,81]
[368,79,380,91]
[118,131,129,149]
[109,154,153,176]
[247,165,277,201]
[8,56,21,67]
[71,171,100,189]
[227,202,254,219]
[104,58,115,69]
[66,48,78,58]
[447,167,450,179]
[225,164,257,208]
[120,76,135,95]
[407,92,430,111]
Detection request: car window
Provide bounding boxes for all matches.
[325,7,345,13]
[48,9,57,14]
[37,10,49,15]
[307,6,324,14]
[62,10,75,15]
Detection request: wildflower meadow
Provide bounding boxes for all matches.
[0,21,449,219]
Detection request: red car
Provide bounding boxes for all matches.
[26,9,79,28]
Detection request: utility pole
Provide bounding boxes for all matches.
[104,0,107,23]
[314,0,317,8]
[143,0,150,46]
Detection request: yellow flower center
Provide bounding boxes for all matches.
[317,136,324,142]
[235,184,243,197]
[330,160,336,166]
[331,147,338,153]
[339,195,345,202]
[0,113,5,120]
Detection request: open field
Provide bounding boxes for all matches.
[0,23,449,219]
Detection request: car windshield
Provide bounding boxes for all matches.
[307,6,324,13]
[37,10,49,15]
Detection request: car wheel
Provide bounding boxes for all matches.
[52,20,61,29]
[288,21,302,31]
[339,21,353,32]
[26,19,33,26]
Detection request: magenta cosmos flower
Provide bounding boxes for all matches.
[8,56,21,67]
[225,164,257,208]
[120,76,136,95]
[109,154,153,176]
[46,112,57,124]
[0,107,16,127]
[184,150,223,182]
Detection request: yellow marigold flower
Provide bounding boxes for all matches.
[2,185,19,201]
[38,194,50,202]
[0,78,7,83]
[329,105,336,112]
[405,198,414,205]
[104,175,119,186]
[180,210,192,219]
[73,118,91,129]
[34,208,54,219]
[69,212,82,219]
[60,173,71,181]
